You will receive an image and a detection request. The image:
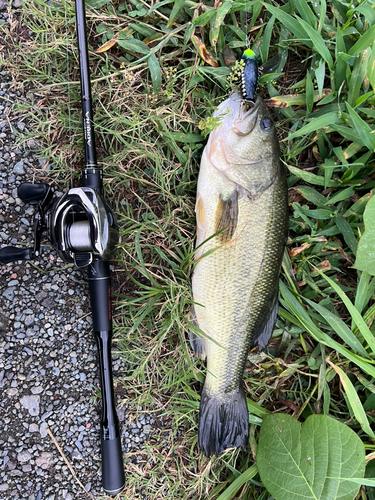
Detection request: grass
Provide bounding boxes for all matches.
[1,0,375,498]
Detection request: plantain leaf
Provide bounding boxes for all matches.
[257,414,365,500]
[354,194,375,275]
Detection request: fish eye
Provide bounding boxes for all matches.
[260,118,273,131]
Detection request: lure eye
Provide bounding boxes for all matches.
[261,118,273,131]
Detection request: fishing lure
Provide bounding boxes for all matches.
[240,48,259,102]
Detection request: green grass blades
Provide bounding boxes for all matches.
[327,360,375,440]
[355,194,375,275]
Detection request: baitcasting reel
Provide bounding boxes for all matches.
[0,172,117,268]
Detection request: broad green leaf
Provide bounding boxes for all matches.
[346,102,375,152]
[305,71,314,113]
[328,362,375,439]
[335,28,347,89]
[287,165,340,187]
[192,9,216,27]
[260,15,275,63]
[351,4,375,26]
[147,53,162,93]
[368,45,375,92]
[324,158,335,189]
[315,59,326,97]
[299,206,333,219]
[318,0,326,32]
[354,194,375,275]
[167,0,185,28]
[326,187,355,205]
[348,25,375,56]
[287,112,341,140]
[347,49,371,107]
[210,0,233,47]
[257,414,365,500]
[353,272,372,330]
[265,5,309,42]
[295,0,317,29]
[299,19,333,70]
[294,186,328,207]
[117,38,150,55]
[86,0,111,7]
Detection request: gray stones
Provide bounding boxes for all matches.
[35,452,53,469]
[17,451,31,463]
[13,160,25,175]
[19,395,40,416]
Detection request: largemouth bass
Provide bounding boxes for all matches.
[191,93,288,457]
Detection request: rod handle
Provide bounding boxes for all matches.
[101,435,125,495]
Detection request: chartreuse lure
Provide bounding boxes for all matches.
[240,48,259,101]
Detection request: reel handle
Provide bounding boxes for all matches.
[88,259,125,495]
[0,246,33,264]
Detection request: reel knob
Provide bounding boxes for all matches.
[18,182,50,203]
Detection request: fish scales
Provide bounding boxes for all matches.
[191,93,288,457]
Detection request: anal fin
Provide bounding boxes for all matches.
[189,307,207,360]
[251,290,279,350]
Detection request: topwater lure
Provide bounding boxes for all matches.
[240,48,259,102]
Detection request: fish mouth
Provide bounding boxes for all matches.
[239,95,262,119]
[233,95,263,136]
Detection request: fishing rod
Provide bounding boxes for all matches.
[0,0,125,495]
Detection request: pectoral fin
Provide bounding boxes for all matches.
[215,190,238,243]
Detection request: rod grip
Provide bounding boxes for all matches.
[101,435,125,495]
[88,259,125,494]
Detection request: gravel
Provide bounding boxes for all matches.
[0,6,154,499]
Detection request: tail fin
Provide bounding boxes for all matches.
[198,384,249,457]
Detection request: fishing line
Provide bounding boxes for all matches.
[244,1,250,49]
